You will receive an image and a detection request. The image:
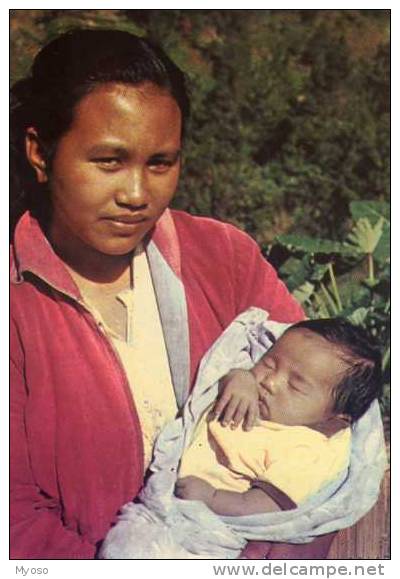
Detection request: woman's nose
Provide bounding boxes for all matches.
[115,169,149,208]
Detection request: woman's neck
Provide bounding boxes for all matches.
[51,234,133,285]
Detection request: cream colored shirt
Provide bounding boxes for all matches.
[82,245,178,470]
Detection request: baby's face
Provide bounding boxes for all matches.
[251,328,349,426]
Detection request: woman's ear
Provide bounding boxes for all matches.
[25,128,48,183]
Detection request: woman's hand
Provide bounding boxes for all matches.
[175,476,216,505]
[213,369,259,430]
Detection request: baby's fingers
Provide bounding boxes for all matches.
[213,391,231,419]
[243,402,260,431]
[231,400,251,429]
[220,398,241,426]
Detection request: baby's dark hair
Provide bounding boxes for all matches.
[286,318,382,421]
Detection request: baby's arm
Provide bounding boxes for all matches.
[175,476,281,516]
[213,368,259,430]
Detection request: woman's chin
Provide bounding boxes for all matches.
[93,236,147,257]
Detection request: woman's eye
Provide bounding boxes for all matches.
[148,158,173,173]
[92,158,121,170]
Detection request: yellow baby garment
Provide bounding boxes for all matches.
[178,412,351,505]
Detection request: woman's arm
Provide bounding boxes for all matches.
[228,224,305,322]
[10,321,96,559]
[240,533,336,560]
[175,477,336,559]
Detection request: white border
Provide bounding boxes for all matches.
[4,5,396,579]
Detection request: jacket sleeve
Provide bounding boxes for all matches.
[227,224,305,322]
[10,318,95,559]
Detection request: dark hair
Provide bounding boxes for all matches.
[286,318,383,421]
[10,28,190,234]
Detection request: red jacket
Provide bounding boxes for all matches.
[10,209,306,559]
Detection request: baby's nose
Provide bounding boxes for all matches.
[260,375,278,395]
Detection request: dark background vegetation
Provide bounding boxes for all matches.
[10,9,390,428]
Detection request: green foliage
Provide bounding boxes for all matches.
[274,200,389,423]
[276,236,355,256]
[349,201,390,264]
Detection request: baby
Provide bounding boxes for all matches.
[100,315,383,559]
[174,318,382,516]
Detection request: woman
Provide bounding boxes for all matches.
[10,28,333,559]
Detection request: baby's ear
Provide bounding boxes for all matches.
[336,413,352,425]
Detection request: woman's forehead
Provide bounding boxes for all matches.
[65,82,182,148]
[74,82,181,122]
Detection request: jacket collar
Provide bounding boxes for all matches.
[11,209,182,296]
[151,208,182,281]
[11,212,81,299]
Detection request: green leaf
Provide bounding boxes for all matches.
[292,281,315,304]
[277,235,355,256]
[336,277,370,309]
[279,257,311,292]
[311,287,336,317]
[349,201,389,264]
[363,278,380,289]
[373,226,390,264]
[347,307,370,325]
[349,200,389,224]
[310,263,330,282]
[345,217,384,254]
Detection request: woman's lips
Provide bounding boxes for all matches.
[102,214,149,233]
[104,214,148,224]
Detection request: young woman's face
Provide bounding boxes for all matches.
[251,329,350,426]
[30,82,182,256]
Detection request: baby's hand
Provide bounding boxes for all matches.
[175,476,216,504]
[213,369,259,431]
